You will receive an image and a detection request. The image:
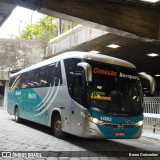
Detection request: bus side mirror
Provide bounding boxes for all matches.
[77,62,92,82]
[139,72,156,94]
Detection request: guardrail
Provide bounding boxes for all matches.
[143,97,160,133]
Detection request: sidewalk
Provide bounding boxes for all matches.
[0,106,6,110]
[142,129,160,140]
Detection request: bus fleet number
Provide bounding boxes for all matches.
[100,116,112,122]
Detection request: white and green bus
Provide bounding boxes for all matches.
[7,51,144,139]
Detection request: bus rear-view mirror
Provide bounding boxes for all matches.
[77,62,92,82]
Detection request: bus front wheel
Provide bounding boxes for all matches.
[15,108,21,123]
[53,114,65,139]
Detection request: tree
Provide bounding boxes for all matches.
[21,24,34,40]
[20,16,58,42]
[38,16,58,42]
[19,15,78,42]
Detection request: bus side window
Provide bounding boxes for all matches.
[64,58,81,96]
[48,61,62,86]
[48,64,56,86]
[9,77,15,90]
[37,66,49,87]
[28,70,38,88]
[33,69,40,88]
[13,75,20,90]
[20,73,29,89]
[55,62,62,86]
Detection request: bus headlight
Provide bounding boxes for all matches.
[92,118,99,124]
[81,112,103,124]
[136,120,143,126]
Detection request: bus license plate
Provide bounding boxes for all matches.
[115,132,125,136]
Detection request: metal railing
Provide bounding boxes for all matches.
[143,97,160,133]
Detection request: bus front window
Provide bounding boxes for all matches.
[86,61,143,116]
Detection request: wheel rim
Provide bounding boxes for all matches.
[54,120,62,136]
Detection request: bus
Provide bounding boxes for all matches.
[7,51,143,139]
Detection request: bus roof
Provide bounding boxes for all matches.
[11,51,136,77]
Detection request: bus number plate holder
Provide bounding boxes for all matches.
[115,132,125,136]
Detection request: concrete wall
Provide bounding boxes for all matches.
[46,25,107,57]
[0,26,106,70]
[0,39,46,70]
[0,39,46,107]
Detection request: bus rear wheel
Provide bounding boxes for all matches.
[15,108,21,123]
[53,114,65,139]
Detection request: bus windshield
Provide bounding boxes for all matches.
[86,60,143,116]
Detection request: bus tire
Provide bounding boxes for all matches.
[53,114,65,139]
[15,107,21,123]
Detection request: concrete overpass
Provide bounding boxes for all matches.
[0,0,160,74]
[0,0,160,40]
[0,0,160,94]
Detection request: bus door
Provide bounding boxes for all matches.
[70,70,86,136]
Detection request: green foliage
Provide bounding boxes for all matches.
[20,16,58,41]
[19,15,78,42]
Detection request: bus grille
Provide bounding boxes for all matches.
[102,123,137,129]
[103,123,119,128]
[123,124,137,128]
